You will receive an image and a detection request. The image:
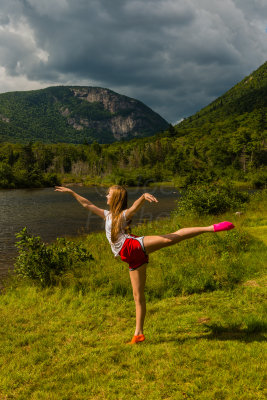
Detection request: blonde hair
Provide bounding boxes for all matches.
[107,185,131,243]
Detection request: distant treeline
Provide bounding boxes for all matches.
[0,62,266,189]
[0,124,266,189]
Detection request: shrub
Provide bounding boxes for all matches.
[14,228,93,287]
[0,162,14,188]
[183,169,217,187]
[250,170,267,189]
[176,183,249,216]
[43,172,61,186]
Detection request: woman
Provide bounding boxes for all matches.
[55,185,234,344]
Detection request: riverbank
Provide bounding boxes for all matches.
[0,191,266,399]
[61,174,257,190]
[0,185,179,282]
[0,166,260,191]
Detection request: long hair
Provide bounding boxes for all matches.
[108,185,131,243]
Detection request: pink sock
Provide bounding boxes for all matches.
[213,221,235,232]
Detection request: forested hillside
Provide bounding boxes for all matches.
[0,86,168,144]
[0,63,266,189]
[172,61,267,174]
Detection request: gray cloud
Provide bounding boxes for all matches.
[0,0,266,123]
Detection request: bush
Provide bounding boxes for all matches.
[43,172,61,186]
[176,183,249,216]
[0,162,14,188]
[105,165,169,187]
[14,228,93,287]
[183,169,217,187]
[250,170,267,189]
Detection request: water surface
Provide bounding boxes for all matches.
[0,186,180,280]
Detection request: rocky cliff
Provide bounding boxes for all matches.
[0,86,169,143]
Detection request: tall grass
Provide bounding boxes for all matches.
[0,190,266,399]
[47,208,265,302]
[7,190,267,300]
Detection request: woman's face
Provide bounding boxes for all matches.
[106,189,113,205]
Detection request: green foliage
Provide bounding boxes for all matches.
[103,164,169,186]
[0,86,168,144]
[0,134,265,189]
[176,183,249,216]
[0,142,61,188]
[14,228,93,287]
[0,63,266,188]
[0,161,14,187]
[250,169,267,189]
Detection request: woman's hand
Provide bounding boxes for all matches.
[125,192,158,220]
[143,193,158,203]
[54,186,105,219]
[54,186,73,193]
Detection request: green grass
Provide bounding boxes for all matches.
[0,284,266,399]
[0,193,266,399]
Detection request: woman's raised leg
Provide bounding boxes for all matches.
[129,263,147,339]
[143,225,215,254]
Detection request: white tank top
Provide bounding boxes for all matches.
[104,209,130,257]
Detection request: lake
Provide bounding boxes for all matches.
[0,186,180,281]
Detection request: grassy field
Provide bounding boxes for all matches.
[0,192,266,399]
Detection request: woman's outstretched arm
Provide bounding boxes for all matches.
[54,186,105,219]
[125,193,158,220]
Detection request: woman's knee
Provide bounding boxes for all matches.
[132,290,145,304]
[162,235,179,247]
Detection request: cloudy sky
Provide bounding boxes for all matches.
[0,0,266,123]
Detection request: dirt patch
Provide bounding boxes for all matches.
[243,280,260,287]
[197,317,211,324]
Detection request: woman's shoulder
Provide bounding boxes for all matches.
[122,209,130,220]
[104,209,128,220]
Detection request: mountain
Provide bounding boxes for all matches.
[0,86,169,144]
[0,63,266,190]
[176,61,267,135]
[165,61,267,176]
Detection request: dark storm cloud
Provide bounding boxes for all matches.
[0,0,266,122]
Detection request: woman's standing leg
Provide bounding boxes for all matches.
[129,263,147,337]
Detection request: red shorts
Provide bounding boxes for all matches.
[119,235,149,271]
